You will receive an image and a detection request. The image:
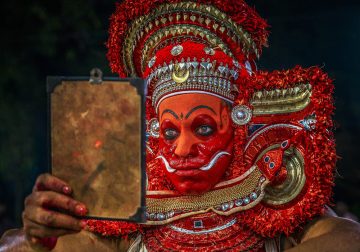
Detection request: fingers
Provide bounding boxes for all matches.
[23,205,85,232]
[33,173,72,195]
[24,217,79,238]
[23,191,87,230]
[23,190,87,238]
[25,191,87,216]
[23,173,89,240]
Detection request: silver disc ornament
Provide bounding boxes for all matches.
[148,118,160,138]
[231,105,252,125]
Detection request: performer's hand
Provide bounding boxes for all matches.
[22,173,87,248]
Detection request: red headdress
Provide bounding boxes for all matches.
[87,0,336,249]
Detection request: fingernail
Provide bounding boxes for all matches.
[62,186,72,194]
[80,220,87,229]
[30,237,39,244]
[75,204,87,216]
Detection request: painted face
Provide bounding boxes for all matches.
[158,93,234,195]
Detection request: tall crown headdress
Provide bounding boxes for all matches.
[107,0,269,110]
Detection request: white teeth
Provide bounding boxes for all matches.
[157,151,231,173]
[200,152,231,171]
[156,156,176,173]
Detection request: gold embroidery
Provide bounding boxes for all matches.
[146,168,263,213]
[263,147,306,205]
[123,2,258,76]
[141,24,233,71]
[251,84,312,115]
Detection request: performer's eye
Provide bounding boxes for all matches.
[164,128,179,140]
[195,125,214,136]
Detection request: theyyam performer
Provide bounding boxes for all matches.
[1,0,360,251]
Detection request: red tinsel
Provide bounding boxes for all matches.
[107,0,269,77]
[86,1,336,245]
[143,41,247,79]
[144,213,266,251]
[236,66,336,237]
[85,219,141,238]
[86,66,336,241]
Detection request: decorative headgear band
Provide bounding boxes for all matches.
[107,0,269,109]
[146,42,255,109]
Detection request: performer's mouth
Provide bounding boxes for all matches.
[156,151,231,173]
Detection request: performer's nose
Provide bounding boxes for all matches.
[174,133,197,157]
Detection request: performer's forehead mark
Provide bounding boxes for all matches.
[161,109,179,120]
[185,105,217,119]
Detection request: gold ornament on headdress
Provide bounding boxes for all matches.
[172,65,190,84]
[122,2,262,77]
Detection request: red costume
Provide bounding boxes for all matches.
[86,1,337,251]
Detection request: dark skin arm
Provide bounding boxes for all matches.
[285,216,360,252]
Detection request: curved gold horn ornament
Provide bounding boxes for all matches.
[263,146,306,206]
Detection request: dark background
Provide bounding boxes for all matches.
[1,0,359,233]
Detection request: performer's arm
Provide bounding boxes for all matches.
[285,216,360,252]
[0,173,87,251]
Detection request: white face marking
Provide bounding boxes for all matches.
[156,156,176,173]
[156,151,231,173]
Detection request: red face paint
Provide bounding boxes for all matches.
[158,94,234,195]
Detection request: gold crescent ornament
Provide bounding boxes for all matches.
[172,69,190,84]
